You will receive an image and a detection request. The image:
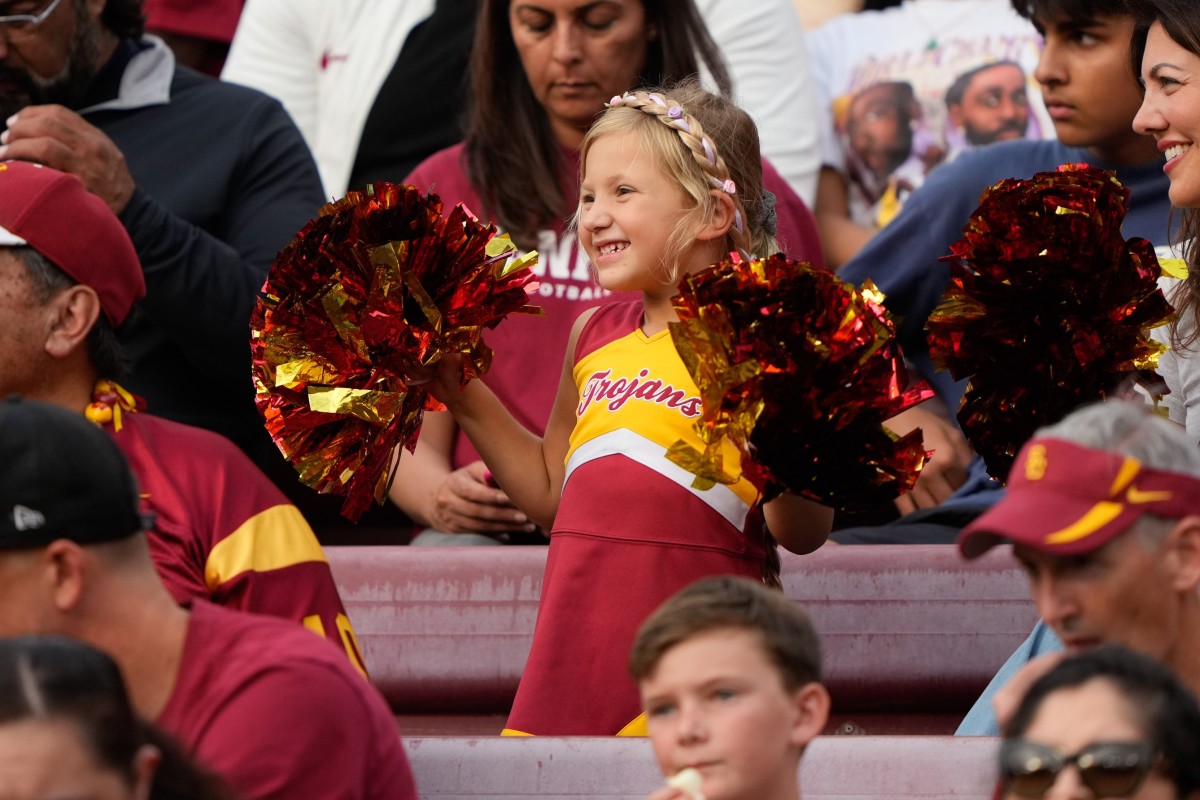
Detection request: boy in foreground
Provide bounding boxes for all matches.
[631,577,830,800]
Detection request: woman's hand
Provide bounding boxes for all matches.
[425,460,539,535]
[885,401,973,514]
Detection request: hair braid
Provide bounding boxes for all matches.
[610,90,753,255]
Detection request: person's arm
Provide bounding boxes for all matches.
[428,309,594,530]
[815,166,876,268]
[763,493,833,555]
[387,411,535,534]
[222,0,325,187]
[695,0,821,205]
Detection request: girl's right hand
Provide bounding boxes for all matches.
[427,460,539,535]
[408,352,469,410]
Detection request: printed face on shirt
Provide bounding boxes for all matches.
[845,82,917,182]
[1031,12,1149,163]
[0,718,155,800]
[1012,532,1181,662]
[0,0,105,123]
[578,129,698,295]
[948,62,1031,146]
[640,628,824,800]
[1133,21,1200,209]
[508,0,650,149]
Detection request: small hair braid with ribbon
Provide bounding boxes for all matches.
[608,90,753,256]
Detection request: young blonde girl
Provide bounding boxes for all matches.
[428,80,833,736]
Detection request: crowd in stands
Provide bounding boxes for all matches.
[1,0,1199,797]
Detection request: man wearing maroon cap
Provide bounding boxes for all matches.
[0,397,418,800]
[0,160,364,672]
[955,399,1200,734]
[0,0,324,501]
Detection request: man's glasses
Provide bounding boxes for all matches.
[0,0,64,40]
[1000,739,1159,798]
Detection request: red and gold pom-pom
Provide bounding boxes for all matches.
[251,183,542,521]
[926,164,1175,482]
[667,255,931,509]
[85,380,145,432]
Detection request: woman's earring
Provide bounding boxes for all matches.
[647,24,658,41]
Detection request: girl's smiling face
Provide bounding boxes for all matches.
[1134,21,1200,208]
[577,130,696,295]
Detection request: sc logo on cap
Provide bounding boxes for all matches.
[1025,444,1048,481]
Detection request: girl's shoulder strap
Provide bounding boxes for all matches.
[572,300,644,364]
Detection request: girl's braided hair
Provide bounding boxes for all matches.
[579,79,779,283]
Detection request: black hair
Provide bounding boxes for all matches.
[1009,0,1133,23]
[98,0,146,40]
[1005,644,1200,796]
[11,246,128,381]
[0,636,239,800]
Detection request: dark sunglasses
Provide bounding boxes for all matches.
[1000,739,1158,798]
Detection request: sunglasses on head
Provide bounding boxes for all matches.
[1000,739,1158,798]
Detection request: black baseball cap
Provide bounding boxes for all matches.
[0,397,153,547]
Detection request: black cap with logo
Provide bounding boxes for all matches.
[0,396,153,547]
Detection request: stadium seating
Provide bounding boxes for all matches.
[402,735,999,798]
[328,544,1036,735]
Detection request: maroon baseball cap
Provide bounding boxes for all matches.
[959,437,1200,559]
[0,161,144,326]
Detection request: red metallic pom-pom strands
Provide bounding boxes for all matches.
[926,164,1174,482]
[251,183,541,521]
[667,255,932,510]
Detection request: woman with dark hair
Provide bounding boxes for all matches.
[392,0,824,542]
[998,645,1200,800]
[1131,0,1200,436]
[0,636,239,800]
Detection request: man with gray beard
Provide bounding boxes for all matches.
[0,0,324,498]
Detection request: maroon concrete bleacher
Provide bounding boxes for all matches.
[327,544,1036,735]
[402,735,999,798]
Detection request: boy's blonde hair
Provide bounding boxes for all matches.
[578,79,780,284]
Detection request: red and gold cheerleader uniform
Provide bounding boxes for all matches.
[503,300,771,736]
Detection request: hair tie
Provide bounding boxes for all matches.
[757,189,777,237]
[608,95,624,107]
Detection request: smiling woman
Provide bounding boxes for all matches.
[1129,0,1200,436]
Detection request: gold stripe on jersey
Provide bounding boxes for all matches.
[204,504,328,591]
[567,326,759,513]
